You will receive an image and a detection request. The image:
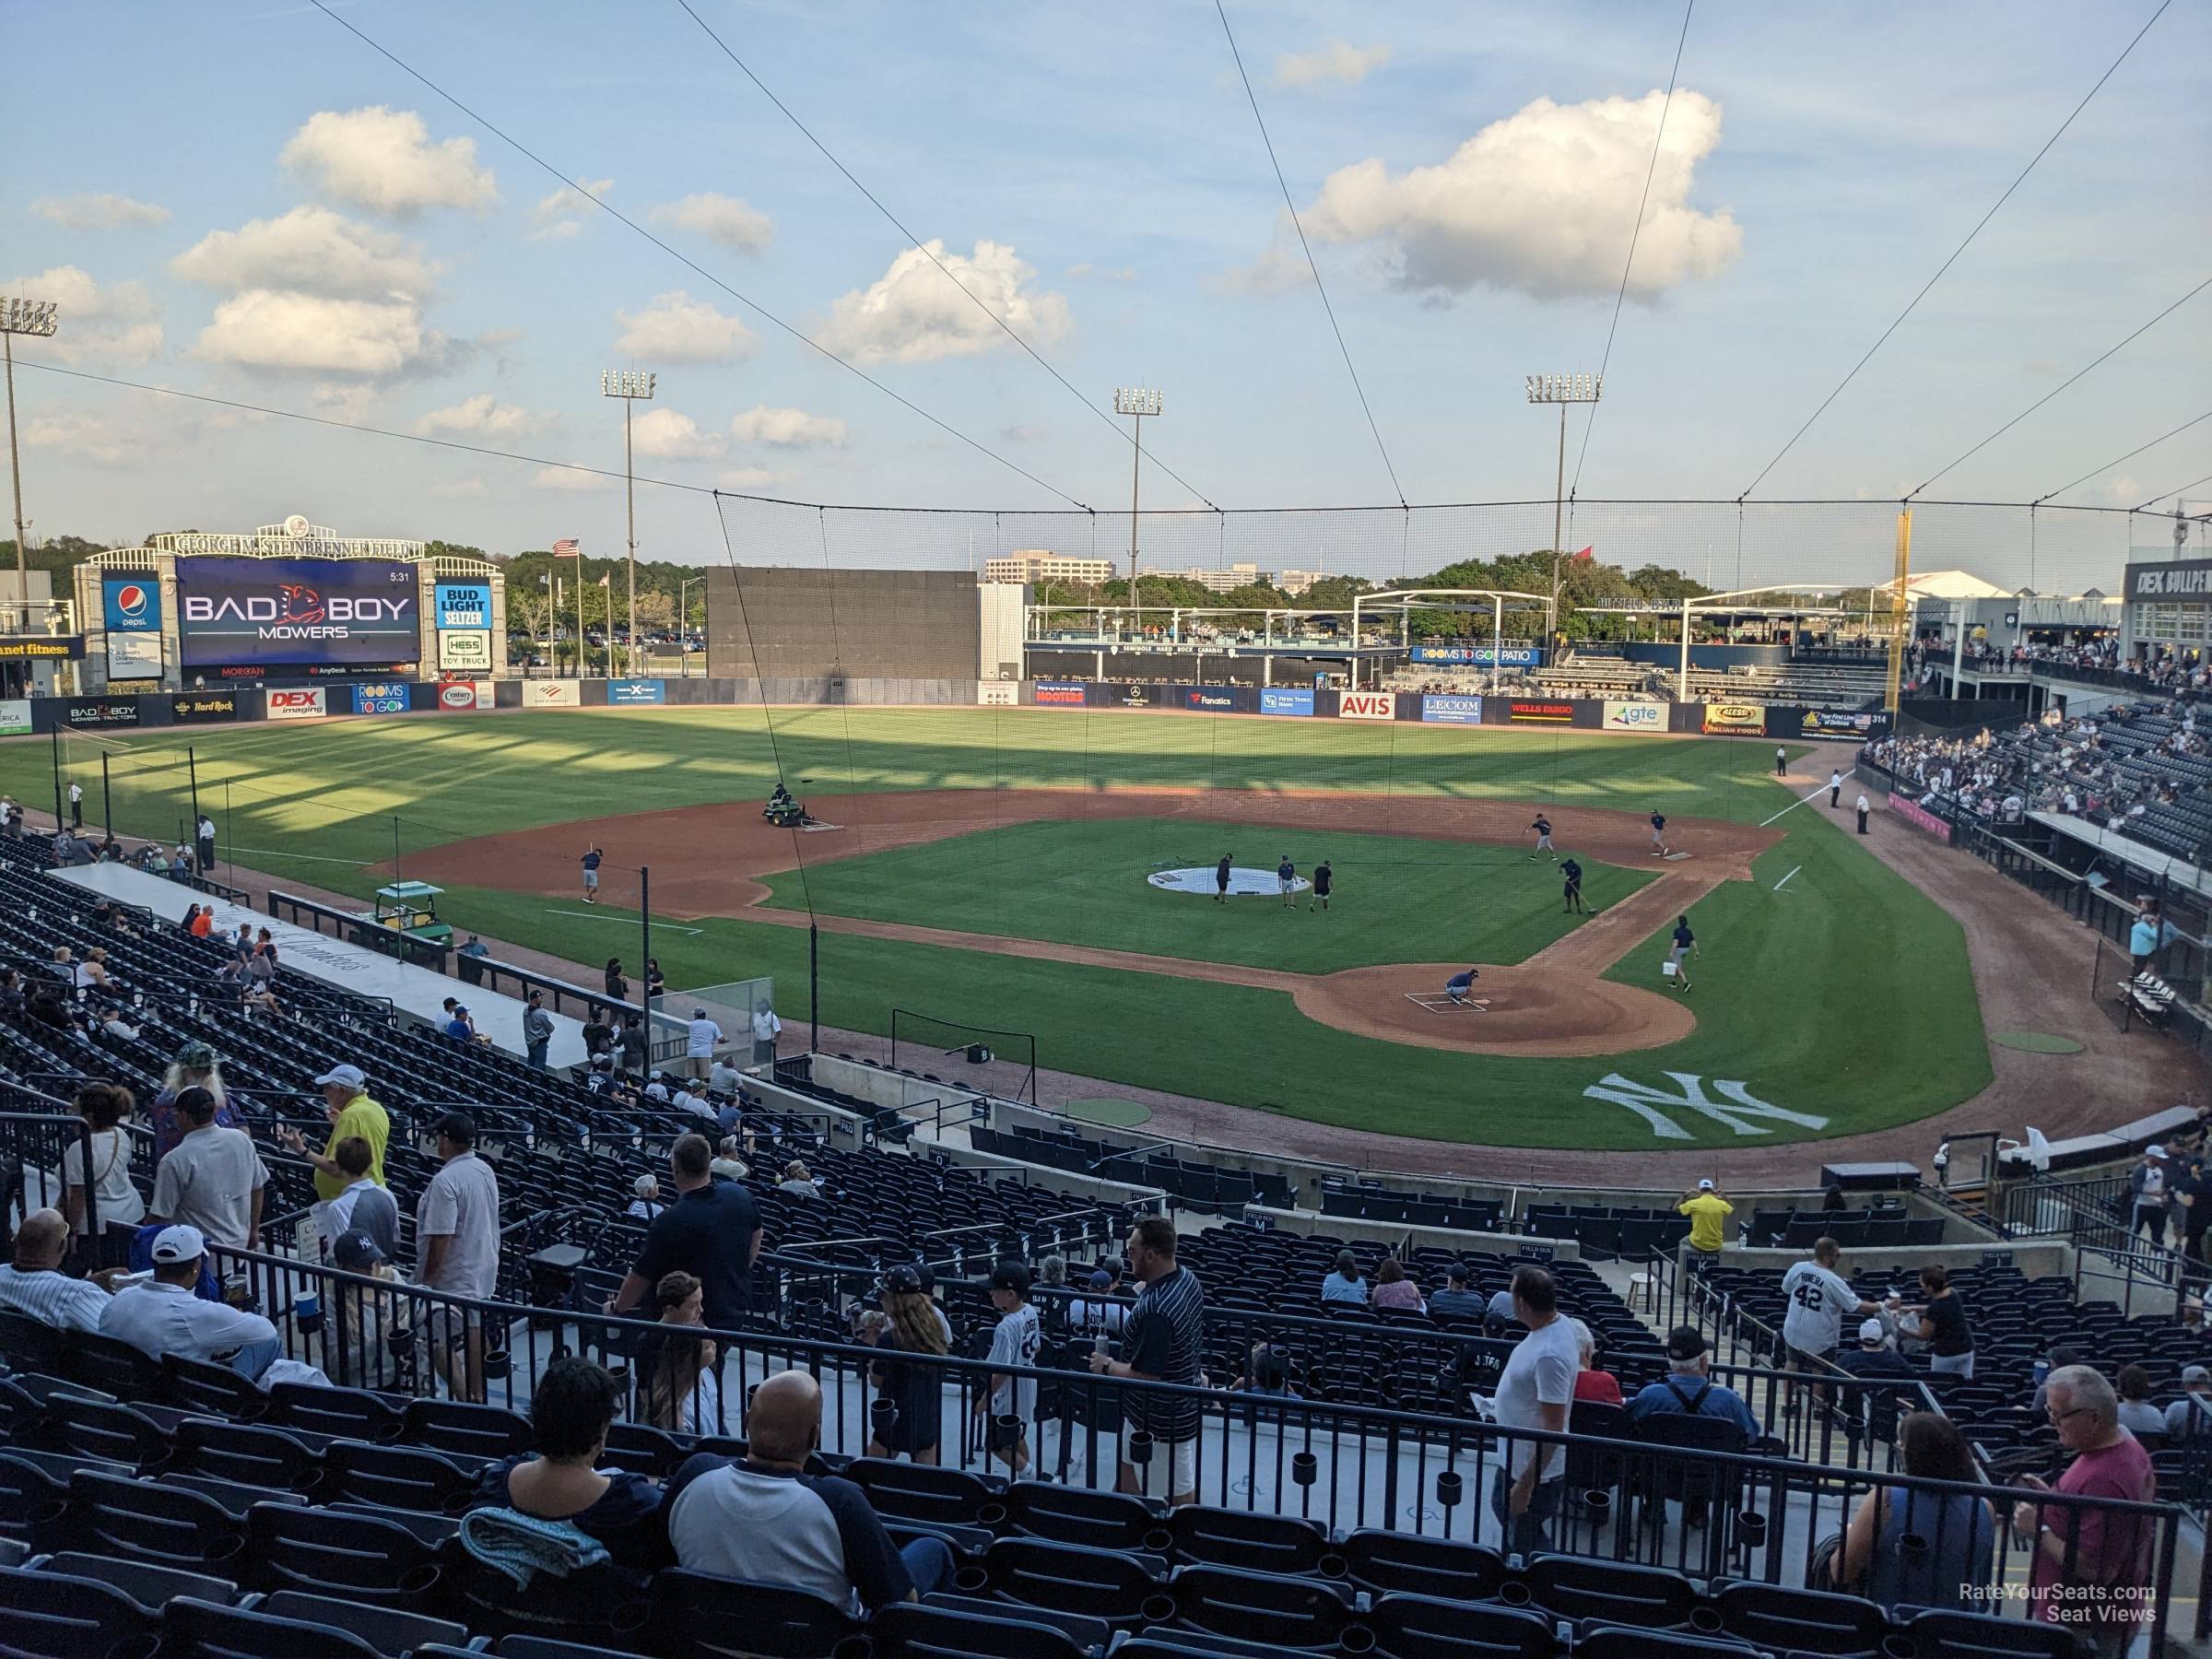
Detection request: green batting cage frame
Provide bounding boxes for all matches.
[890,1007,1039,1105]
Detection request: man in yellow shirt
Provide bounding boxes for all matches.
[1677,1178,1734,1269]
[278,1065,389,1203]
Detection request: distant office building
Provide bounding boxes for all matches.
[982,548,1117,585]
[1181,563,1274,594]
[1273,570,1332,597]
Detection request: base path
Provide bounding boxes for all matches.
[405,788,1774,1060]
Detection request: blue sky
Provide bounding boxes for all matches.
[6,0,2207,575]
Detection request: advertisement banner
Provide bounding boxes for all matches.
[0,637,83,660]
[1407,645,1540,667]
[171,691,239,725]
[1797,709,1891,741]
[1419,694,1485,724]
[265,688,328,722]
[1336,690,1397,721]
[0,699,30,736]
[1602,700,1668,734]
[976,682,1018,706]
[1508,700,1575,724]
[63,697,140,730]
[432,582,492,630]
[527,679,582,708]
[436,679,496,712]
[1890,796,1953,842]
[606,678,665,706]
[105,633,164,681]
[177,556,420,669]
[1034,680,1086,706]
[352,682,412,715]
[436,629,493,671]
[1183,687,1237,712]
[1701,700,1768,735]
[102,576,163,680]
[1259,688,1314,717]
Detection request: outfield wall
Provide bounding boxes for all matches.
[14,679,1891,743]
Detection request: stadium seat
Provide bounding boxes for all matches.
[1000,1478,1171,1552]
[64,1468,248,1571]
[847,1456,1007,1528]
[242,1502,443,1604]
[263,1382,404,1445]
[872,1600,1092,1659]
[0,1453,80,1545]
[161,1594,400,1659]
[162,1354,271,1423]
[1574,1628,1761,1659]
[1166,1504,1335,1575]
[32,1549,240,1612]
[959,1536,1166,1624]
[1335,1529,1509,1601]
[399,1397,533,1460]
[257,1592,473,1656]
[650,1569,862,1657]
[47,1394,171,1469]
[170,1418,324,1490]
[1899,1607,2093,1656]
[1710,1577,1892,1655]
[1518,1554,1700,1629]
[1159,1562,1355,1651]
[0,1312,67,1376]
[322,1440,480,1513]
[1367,1592,1558,1659]
[0,1560,166,1659]
[65,1333,167,1403]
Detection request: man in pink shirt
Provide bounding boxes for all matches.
[2012,1364,2156,1653]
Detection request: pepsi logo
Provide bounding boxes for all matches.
[113,583,148,619]
[439,685,476,709]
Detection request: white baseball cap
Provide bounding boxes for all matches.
[150,1224,206,1265]
[1697,1179,1714,1191]
[314,1064,366,1089]
[1858,1318,1886,1344]
[2147,1145,2168,1158]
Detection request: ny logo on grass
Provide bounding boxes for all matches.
[1583,1072,1828,1141]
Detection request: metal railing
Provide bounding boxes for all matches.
[267,890,450,972]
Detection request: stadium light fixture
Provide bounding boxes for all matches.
[1524,372,1602,653]
[1114,388,1162,622]
[3,297,61,629]
[600,369,657,675]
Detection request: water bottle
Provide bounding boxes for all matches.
[1093,1332,1110,1359]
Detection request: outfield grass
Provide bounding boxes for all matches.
[754,817,1654,974]
[0,709,1991,1149]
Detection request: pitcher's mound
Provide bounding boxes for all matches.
[1293,963,1694,1057]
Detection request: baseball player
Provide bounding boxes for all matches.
[1529,813,1555,861]
[1214,853,1232,905]
[581,844,604,904]
[1560,855,1588,914]
[1667,913,1699,992]
[1649,809,1669,856]
[1444,966,1480,1006]
[1309,858,1333,912]
[1277,853,1297,911]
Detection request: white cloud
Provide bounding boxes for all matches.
[19,397,255,466]
[414,394,556,440]
[1293,89,1742,300]
[171,205,435,300]
[613,290,756,361]
[814,240,1070,366]
[31,193,171,230]
[281,106,497,216]
[429,477,488,498]
[1066,263,1136,282]
[2105,475,2141,504]
[1276,41,1391,88]
[21,407,138,466]
[728,405,849,448]
[534,465,615,491]
[191,290,438,376]
[1001,421,1049,443]
[629,407,724,460]
[532,179,610,242]
[650,193,773,253]
[717,465,799,490]
[0,265,163,364]
[307,381,385,422]
[1206,215,1314,296]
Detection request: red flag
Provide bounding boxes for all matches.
[551,537,580,557]
[1572,546,1594,562]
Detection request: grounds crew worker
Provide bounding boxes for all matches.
[1855,793,1870,835]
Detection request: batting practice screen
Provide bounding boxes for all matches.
[705,566,982,681]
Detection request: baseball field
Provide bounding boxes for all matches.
[6,707,1990,1150]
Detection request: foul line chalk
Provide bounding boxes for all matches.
[546,907,705,935]
[1759,766,1856,829]
[1773,865,1803,892]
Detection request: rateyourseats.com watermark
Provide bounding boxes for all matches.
[1958,1582,2153,1620]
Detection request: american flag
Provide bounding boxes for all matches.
[551,537,580,557]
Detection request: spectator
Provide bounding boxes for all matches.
[1371,1256,1425,1312]
[663,1368,954,1606]
[329,1230,410,1390]
[0,1207,115,1333]
[80,947,112,990]
[1677,1178,1734,1265]
[188,906,212,939]
[1037,1254,1068,1290]
[708,1052,745,1094]
[1068,1265,1128,1335]
[1429,1262,1486,1323]
[2115,1365,2165,1439]
[443,1004,477,1042]
[415,1112,502,1402]
[148,1085,265,1252]
[866,1264,947,1465]
[684,1007,722,1081]
[750,999,782,1069]
[523,991,554,1069]
[1489,1266,1579,1553]
[1320,1249,1368,1304]
[2031,1346,2088,1416]
[581,1007,615,1064]
[608,1133,762,1330]
[645,958,666,1003]
[1782,1236,1881,1394]
[2164,1364,2212,1440]
[1484,1283,1518,1332]
[470,1356,664,1574]
[640,1271,721,1437]
[95,1004,139,1041]
[61,1081,144,1269]
[1089,1217,1205,1507]
[1837,1318,1916,1442]
[100,1225,281,1381]
[1830,1412,1994,1611]
[709,1137,749,1182]
[2012,1365,2157,1648]
[2127,1146,2171,1245]
[1238,1343,1299,1398]
[617,1014,648,1077]
[148,1041,237,1158]
[314,1137,399,1264]
[277,1064,389,1203]
[628,1174,665,1221]
[605,959,628,1003]
[1568,1318,1622,1405]
[455,933,490,986]
[779,1160,822,1199]
[1906,1265,1976,1379]
[975,1260,1040,1475]
[1626,1326,1760,1438]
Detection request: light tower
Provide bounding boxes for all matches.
[600,369,656,673]
[1114,387,1162,627]
[1524,372,1602,653]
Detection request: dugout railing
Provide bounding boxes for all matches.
[190,1238,2201,1647]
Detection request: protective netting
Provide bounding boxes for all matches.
[717,494,2171,598]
